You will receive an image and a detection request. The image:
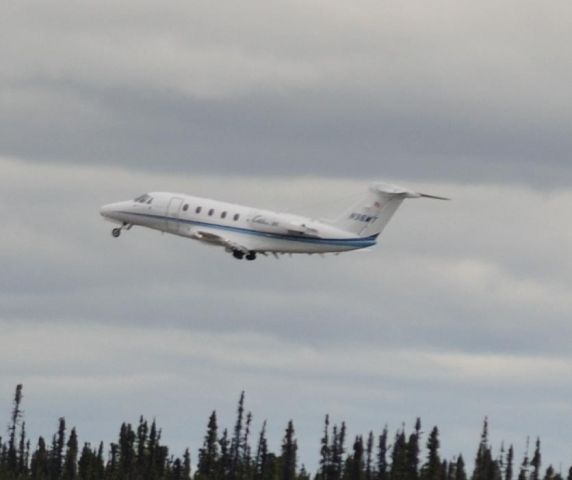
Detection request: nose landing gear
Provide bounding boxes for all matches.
[111,223,131,238]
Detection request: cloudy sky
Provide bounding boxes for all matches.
[2,0,572,471]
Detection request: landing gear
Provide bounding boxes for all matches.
[231,250,256,260]
[111,223,130,238]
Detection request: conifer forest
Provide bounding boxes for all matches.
[0,385,570,480]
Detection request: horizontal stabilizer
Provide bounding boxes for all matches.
[418,193,451,201]
[370,183,450,200]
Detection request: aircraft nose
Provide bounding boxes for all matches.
[100,204,114,218]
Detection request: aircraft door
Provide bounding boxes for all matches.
[166,197,184,232]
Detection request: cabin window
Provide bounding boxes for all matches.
[234,214,240,221]
[221,211,227,219]
[208,209,214,216]
[196,206,202,214]
[182,204,189,211]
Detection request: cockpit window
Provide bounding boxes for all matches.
[134,193,152,203]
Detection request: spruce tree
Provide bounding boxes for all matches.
[499,444,506,480]
[198,411,220,480]
[136,416,149,477]
[95,442,105,480]
[341,456,353,480]
[50,417,67,480]
[148,420,159,480]
[243,412,253,471]
[108,442,119,479]
[407,419,422,480]
[518,439,530,480]
[219,428,231,480]
[505,447,514,480]
[30,436,49,480]
[319,416,330,480]
[351,436,365,480]
[232,393,245,460]
[77,442,104,480]
[298,464,311,480]
[280,420,297,480]
[390,429,408,480]
[366,432,374,480]
[0,440,8,479]
[543,466,556,480]
[376,427,388,480]
[118,422,136,478]
[530,439,541,480]
[455,456,467,480]
[18,421,28,476]
[472,419,488,480]
[331,424,339,480]
[421,427,441,480]
[230,392,246,480]
[441,461,449,480]
[255,421,271,480]
[63,427,78,480]
[151,425,168,480]
[472,418,501,480]
[183,449,191,480]
[169,457,180,480]
[77,443,93,480]
[447,458,456,480]
[333,423,346,480]
[8,384,24,472]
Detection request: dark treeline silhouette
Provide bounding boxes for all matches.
[1,386,571,480]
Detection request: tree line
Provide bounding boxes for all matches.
[0,386,570,480]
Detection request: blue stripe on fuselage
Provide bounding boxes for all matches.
[119,211,378,247]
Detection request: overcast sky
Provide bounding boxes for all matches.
[1,0,572,472]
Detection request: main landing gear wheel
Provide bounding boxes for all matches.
[233,250,245,260]
[246,252,257,261]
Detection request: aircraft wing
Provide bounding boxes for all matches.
[190,230,251,253]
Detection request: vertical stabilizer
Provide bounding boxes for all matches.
[329,182,447,237]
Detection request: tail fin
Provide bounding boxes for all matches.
[329,182,449,237]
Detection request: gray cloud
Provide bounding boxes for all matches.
[2,158,571,353]
[2,0,572,471]
[2,157,572,468]
[1,1,572,185]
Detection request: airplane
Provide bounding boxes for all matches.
[100,182,448,260]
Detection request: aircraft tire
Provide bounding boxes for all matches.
[112,228,121,238]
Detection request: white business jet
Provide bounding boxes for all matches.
[100,182,448,260]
